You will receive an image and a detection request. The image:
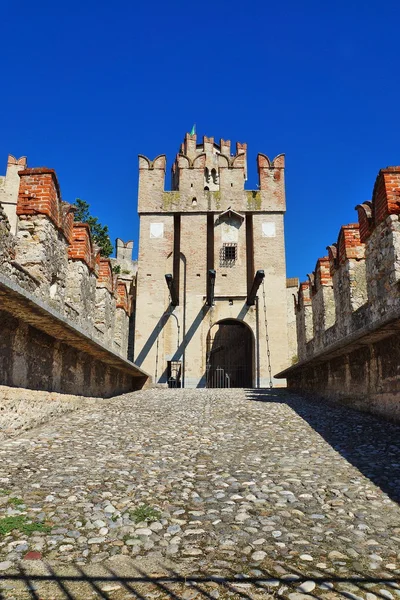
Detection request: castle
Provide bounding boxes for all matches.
[2,132,399,420]
[134,132,297,388]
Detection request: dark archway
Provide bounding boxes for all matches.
[206,319,254,388]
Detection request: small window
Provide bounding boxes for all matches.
[220,243,237,267]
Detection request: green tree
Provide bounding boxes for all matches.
[73,199,113,258]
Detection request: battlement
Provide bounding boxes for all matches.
[138,133,285,213]
[293,163,400,362]
[0,153,134,357]
[278,163,400,421]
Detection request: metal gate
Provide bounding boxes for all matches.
[207,366,231,388]
[167,361,182,388]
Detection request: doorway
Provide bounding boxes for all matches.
[206,319,253,388]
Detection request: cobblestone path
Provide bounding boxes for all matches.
[0,388,399,599]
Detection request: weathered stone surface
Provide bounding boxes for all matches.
[0,387,399,600]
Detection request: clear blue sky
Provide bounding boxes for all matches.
[1,0,399,280]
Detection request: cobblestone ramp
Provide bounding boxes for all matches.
[0,388,399,599]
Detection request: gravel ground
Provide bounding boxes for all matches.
[0,387,399,599]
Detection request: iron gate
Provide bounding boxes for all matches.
[206,320,253,388]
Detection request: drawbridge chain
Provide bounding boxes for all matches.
[261,279,273,389]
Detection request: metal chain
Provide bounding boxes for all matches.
[261,279,273,389]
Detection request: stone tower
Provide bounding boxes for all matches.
[134,132,293,388]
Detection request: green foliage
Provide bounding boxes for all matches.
[0,515,51,536]
[8,497,24,507]
[112,264,121,274]
[21,521,52,535]
[291,354,298,365]
[73,198,113,258]
[129,505,161,524]
[0,489,11,496]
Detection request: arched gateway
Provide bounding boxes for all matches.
[206,319,254,388]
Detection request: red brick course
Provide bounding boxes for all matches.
[372,167,400,225]
[98,258,114,291]
[68,223,97,271]
[116,281,130,314]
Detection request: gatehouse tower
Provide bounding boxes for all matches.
[134,132,296,387]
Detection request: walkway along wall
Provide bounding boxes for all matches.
[0,156,148,396]
[276,165,400,422]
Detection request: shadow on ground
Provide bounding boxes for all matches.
[246,388,400,505]
[0,565,399,599]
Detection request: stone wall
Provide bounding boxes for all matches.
[0,155,148,396]
[0,308,140,397]
[277,165,400,421]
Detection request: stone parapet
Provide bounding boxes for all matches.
[277,164,400,421]
[0,154,136,364]
[0,272,148,396]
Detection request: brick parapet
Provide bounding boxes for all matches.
[16,168,76,243]
[98,258,114,292]
[313,257,331,290]
[372,167,400,225]
[355,202,373,243]
[297,280,312,311]
[337,224,365,265]
[116,279,130,314]
[294,164,400,363]
[68,222,97,272]
[355,168,400,243]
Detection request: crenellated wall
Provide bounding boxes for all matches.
[138,133,285,215]
[0,156,147,396]
[277,165,400,421]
